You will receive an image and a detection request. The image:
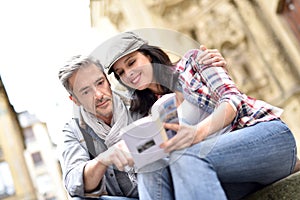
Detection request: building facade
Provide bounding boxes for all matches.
[18,111,68,200]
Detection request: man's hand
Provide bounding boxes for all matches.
[96,140,134,171]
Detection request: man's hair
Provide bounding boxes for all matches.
[58,55,105,95]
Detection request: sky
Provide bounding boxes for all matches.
[0,0,111,144]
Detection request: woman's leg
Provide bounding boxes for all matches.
[207,120,297,199]
[169,119,297,200]
[169,142,228,200]
[75,196,138,200]
[137,158,174,200]
[99,197,138,200]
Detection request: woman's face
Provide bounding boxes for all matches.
[113,51,156,91]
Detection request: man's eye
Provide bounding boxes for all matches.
[82,90,89,96]
[97,80,104,85]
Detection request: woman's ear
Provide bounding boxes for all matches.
[147,55,152,62]
[69,95,80,106]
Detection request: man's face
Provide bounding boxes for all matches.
[69,64,113,124]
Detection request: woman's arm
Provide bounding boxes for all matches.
[162,49,241,152]
[162,102,236,152]
[193,101,236,143]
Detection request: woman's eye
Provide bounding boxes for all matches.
[117,71,124,76]
[128,60,135,66]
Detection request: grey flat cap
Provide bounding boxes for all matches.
[91,31,148,74]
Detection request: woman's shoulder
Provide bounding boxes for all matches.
[176,49,202,72]
[182,49,203,59]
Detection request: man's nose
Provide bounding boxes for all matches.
[94,88,103,98]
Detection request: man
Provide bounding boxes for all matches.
[58,55,139,199]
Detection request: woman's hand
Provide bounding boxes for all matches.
[160,123,206,153]
[198,45,227,68]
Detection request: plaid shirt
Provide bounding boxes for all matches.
[176,49,283,130]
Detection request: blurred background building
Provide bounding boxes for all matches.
[0,77,68,199]
[0,0,299,199]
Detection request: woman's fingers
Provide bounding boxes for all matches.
[197,46,227,68]
[161,124,197,152]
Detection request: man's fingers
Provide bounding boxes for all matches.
[117,149,135,170]
[124,152,134,167]
[104,147,134,171]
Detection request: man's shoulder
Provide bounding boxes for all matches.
[63,118,77,129]
[61,118,84,138]
[63,118,104,143]
[63,118,91,132]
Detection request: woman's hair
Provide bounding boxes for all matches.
[112,44,180,116]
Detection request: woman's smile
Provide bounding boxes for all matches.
[130,72,141,85]
[113,51,154,90]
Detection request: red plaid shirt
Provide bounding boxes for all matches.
[176,49,283,130]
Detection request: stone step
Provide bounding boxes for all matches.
[243,171,300,200]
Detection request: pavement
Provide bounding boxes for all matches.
[243,170,300,200]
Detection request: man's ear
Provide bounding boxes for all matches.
[69,95,80,106]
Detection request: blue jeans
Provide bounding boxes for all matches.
[72,196,137,200]
[99,197,137,200]
[137,120,297,200]
[137,159,174,200]
[76,197,137,200]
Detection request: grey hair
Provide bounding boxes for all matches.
[58,55,105,95]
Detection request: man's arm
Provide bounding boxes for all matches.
[83,144,134,192]
[61,121,134,196]
[60,121,107,197]
[83,159,107,192]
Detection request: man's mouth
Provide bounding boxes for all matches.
[96,99,109,108]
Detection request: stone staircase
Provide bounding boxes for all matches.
[243,171,300,200]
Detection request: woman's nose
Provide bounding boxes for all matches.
[126,69,134,78]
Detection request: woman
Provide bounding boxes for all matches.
[102,31,298,200]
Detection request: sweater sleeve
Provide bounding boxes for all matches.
[59,120,107,197]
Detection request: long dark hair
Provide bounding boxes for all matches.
[112,44,180,116]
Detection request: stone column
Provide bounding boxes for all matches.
[0,80,36,199]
